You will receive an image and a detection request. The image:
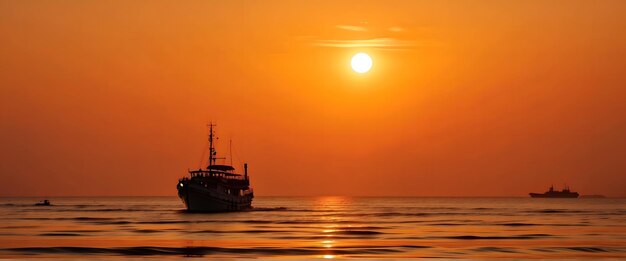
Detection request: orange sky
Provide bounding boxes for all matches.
[1,1,625,197]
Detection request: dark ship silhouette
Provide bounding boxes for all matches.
[34,199,51,206]
[177,124,253,212]
[529,185,579,198]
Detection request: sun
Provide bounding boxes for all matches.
[351,52,372,73]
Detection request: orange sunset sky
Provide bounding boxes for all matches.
[1,1,625,197]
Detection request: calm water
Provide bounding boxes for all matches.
[1,197,625,259]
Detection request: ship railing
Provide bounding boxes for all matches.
[188,170,246,180]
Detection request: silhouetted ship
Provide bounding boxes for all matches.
[34,199,51,206]
[529,185,579,198]
[177,124,253,212]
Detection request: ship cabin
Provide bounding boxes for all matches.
[188,164,248,181]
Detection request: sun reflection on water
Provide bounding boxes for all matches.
[314,196,354,259]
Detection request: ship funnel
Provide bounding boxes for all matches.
[244,163,248,177]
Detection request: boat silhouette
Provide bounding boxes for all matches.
[529,185,579,198]
[34,200,51,206]
[176,124,253,212]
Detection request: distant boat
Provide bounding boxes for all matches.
[529,185,579,198]
[34,199,51,206]
[176,124,254,212]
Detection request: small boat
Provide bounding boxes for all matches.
[177,124,254,212]
[529,185,579,198]
[35,200,52,206]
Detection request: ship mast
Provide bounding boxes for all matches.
[208,123,216,169]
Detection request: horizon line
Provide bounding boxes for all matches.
[0,195,621,199]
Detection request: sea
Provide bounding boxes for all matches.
[1,197,625,259]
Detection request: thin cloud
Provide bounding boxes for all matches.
[313,37,415,49]
[388,26,404,32]
[336,25,367,32]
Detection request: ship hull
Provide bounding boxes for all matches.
[529,193,579,198]
[178,182,252,212]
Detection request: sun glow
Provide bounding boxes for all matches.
[351,52,372,73]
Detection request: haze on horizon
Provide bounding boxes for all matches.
[1,1,625,197]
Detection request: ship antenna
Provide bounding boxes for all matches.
[208,123,216,169]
